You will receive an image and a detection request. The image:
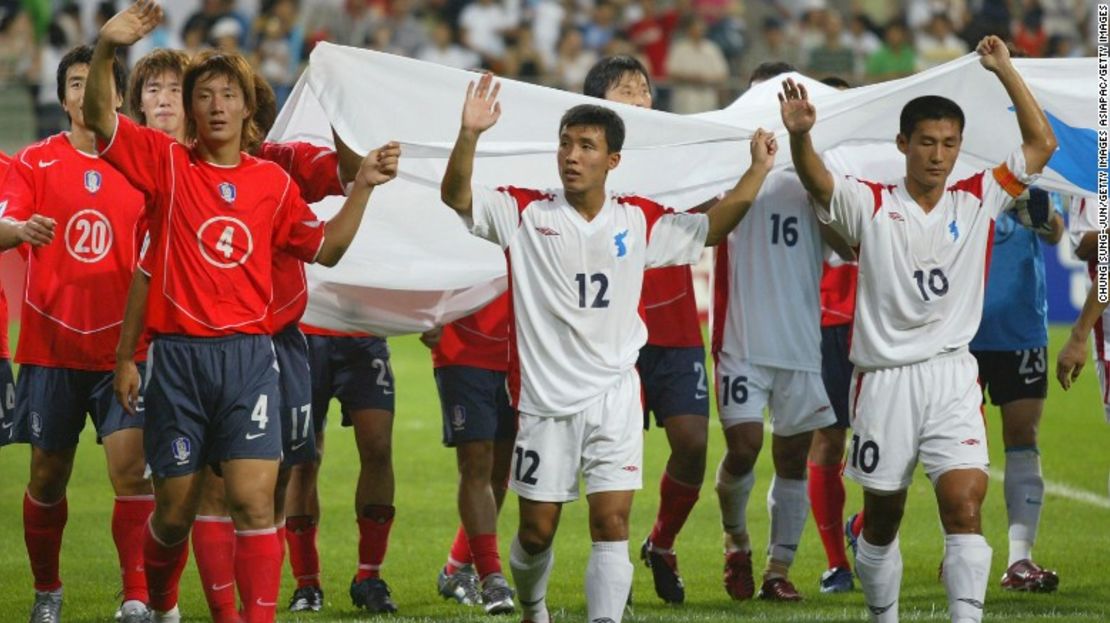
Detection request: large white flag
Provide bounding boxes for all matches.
[269,43,1098,335]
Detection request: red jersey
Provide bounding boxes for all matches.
[819,260,858,328]
[0,150,12,359]
[0,134,147,369]
[256,141,343,331]
[99,115,325,337]
[642,266,704,348]
[432,292,510,371]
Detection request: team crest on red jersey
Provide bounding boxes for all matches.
[218,182,237,204]
[83,170,102,194]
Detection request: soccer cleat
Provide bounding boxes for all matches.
[350,576,398,614]
[151,606,180,623]
[29,589,62,623]
[288,585,325,612]
[844,513,861,560]
[640,538,685,604]
[1001,559,1059,593]
[819,567,854,593]
[480,573,516,615]
[438,565,481,606]
[117,600,153,623]
[723,550,755,600]
[757,577,803,601]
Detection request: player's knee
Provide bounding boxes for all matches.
[357,438,393,469]
[517,522,556,553]
[938,497,983,534]
[721,448,758,477]
[28,458,72,503]
[588,512,630,542]
[227,496,277,531]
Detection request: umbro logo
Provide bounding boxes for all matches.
[960,438,981,446]
[621,465,639,472]
[535,226,560,236]
[887,211,905,222]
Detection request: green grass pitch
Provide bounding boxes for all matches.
[0,327,1108,621]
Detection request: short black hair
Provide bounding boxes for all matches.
[749,61,796,86]
[57,44,127,108]
[820,76,851,89]
[899,95,964,138]
[559,104,625,153]
[583,55,651,99]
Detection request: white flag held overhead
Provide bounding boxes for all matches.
[268,43,1098,336]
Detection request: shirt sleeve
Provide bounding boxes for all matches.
[645,211,708,269]
[273,177,326,263]
[466,185,525,249]
[1067,195,1100,252]
[259,141,343,204]
[97,113,174,200]
[981,148,1040,218]
[0,151,37,222]
[816,175,877,247]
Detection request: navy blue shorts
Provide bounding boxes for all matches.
[12,364,145,451]
[972,348,1048,406]
[144,334,282,479]
[637,345,710,429]
[0,359,16,447]
[306,334,395,428]
[820,324,853,429]
[274,325,315,466]
[435,365,516,446]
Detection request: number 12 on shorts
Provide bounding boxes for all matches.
[849,434,879,474]
[514,446,540,485]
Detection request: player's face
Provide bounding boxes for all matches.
[63,63,121,131]
[604,71,652,109]
[557,125,620,194]
[191,73,251,147]
[898,118,962,189]
[141,70,185,136]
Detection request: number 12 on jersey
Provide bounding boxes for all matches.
[576,272,610,308]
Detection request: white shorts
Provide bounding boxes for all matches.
[845,350,989,493]
[714,355,835,436]
[509,370,643,503]
[1094,360,1110,423]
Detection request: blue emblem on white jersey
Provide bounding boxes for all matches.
[84,170,102,194]
[948,219,959,242]
[171,437,192,464]
[218,182,236,204]
[614,230,629,258]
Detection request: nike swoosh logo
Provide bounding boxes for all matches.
[383,389,394,395]
[1025,496,1043,505]
[291,440,308,451]
[245,432,266,440]
[868,601,896,615]
[957,598,984,610]
[1,421,12,429]
[256,598,277,607]
[694,393,707,400]
[211,582,233,591]
[1024,376,1043,385]
[38,160,59,168]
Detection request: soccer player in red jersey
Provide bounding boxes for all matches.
[0,149,18,451]
[583,56,708,605]
[84,3,398,621]
[426,292,516,614]
[0,44,155,623]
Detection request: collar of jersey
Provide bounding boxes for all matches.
[559,191,612,235]
[895,179,950,223]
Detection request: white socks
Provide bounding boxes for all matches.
[943,533,992,623]
[510,536,554,623]
[855,534,902,623]
[766,475,808,576]
[585,541,632,623]
[715,459,755,549]
[1004,447,1043,565]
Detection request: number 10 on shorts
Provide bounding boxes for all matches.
[850,433,879,474]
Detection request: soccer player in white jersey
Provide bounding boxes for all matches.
[441,72,777,623]
[779,35,1057,623]
[711,61,839,603]
[1062,196,1110,418]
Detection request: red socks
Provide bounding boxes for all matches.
[286,515,321,589]
[23,491,67,592]
[469,533,502,579]
[236,529,283,623]
[143,520,189,613]
[808,461,850,569]
[445,524,472,575]
[356,505,395,581]
[649,472,701,551]
[112,496,154,603]
[192,516,237,622]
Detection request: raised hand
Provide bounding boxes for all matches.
[360,141,401,187]
[976,35,1011,74]
[778,78,816,136]
[461,72,502,136]
[100,0,163,47]
[749,128,778,172]
[1056,333,1088,390]
[18,215,56,246]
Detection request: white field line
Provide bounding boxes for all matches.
[989,468,1110,510]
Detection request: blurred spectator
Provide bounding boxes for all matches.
[182,17,212,58]
[34,19,70,139]
[459,0,517,61]
[504,26,546,80]
[385,0,428,58]
[703,0,745,71]
[905,0,968,31]
[211,16,244,52]
[797,5,828,62]
[1040,0,1084,40]
[55,3,83,46]
[334,0,385,48]
[0,8,34,85]
[749,16,802,71]
[962,0,1011,45]
[1013,1,1048,57]
[866,20,916,82]
[553,27,597,91]
[666,16,727,113]
[255,16,295,104]
[807,9,853,78]
[626,0,678,78]
[418,19,481,69]
[845,12,882,79]
[582,2,618,51]
[531,0,567,68]
[916,12,967,70]
[1045,33,1080,58]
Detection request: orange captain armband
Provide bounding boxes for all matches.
[992,163,1028,198]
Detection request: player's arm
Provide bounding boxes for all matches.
[779,78,834,209]
[420,326,443,350]
[85,1,163,141]
[1038,212,1064,245]
[821,223,856,262]
[442,73,502,217]
[1057,283,1109,390]
[315,142,401,267]
[703,129,776,246]
[0,216,56,249]
[1074,231,1098,261]
[333,129,361,188]
[114,269,150,415]
[977,35,1057,175]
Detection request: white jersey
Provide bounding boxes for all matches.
[818,149,1037,370]
[711,169,824,372]
[1066,195,1110,361]
[468,185,708,416]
